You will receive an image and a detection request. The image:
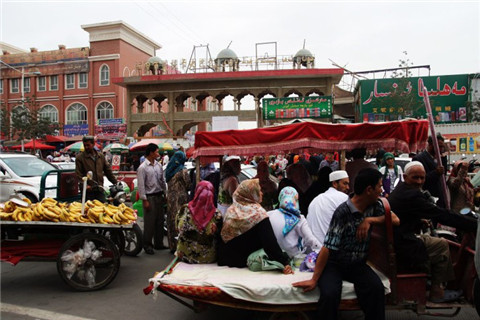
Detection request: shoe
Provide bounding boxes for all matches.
[430,289,463,303]
[144,247,154,255]
[154,245,168,250]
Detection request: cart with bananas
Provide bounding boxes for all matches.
[0,169,137,291]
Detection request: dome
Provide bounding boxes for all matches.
[147,56,164,64]
[294,49,314,58]
[216,48,238,60]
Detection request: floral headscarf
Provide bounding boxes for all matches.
[165,151,186,182]
[278,187,301,236]
[188,181,217,232]
[221,179,268,242]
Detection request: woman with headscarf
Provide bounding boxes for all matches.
[379,152,403,196]
[217,179,293,274]
[303,166,333,211]
[267,187,321,258]
[447,160,475,214]
[284,163,312,216]
[176,181,222,263]
[165,151,191,251]
[254,160,278,211]
[217,156,241,217]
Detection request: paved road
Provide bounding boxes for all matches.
[1,226,478,320]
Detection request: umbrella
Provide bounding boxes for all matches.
[129,139,173,152]
[11,139,55,150]
[103,143,129,153]
[64,141,101,152]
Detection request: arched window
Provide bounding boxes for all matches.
[97,101,114,120]
[39,105,58,123]
[66,103,87,124]
[100,65,110,86]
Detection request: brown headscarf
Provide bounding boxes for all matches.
[254,160,278,196]
[220,179,268,242]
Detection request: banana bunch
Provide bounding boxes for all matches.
[0,197,137,225]
[0,198,34,221]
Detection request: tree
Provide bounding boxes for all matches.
[0,102,10,139]
[9,95,61,152]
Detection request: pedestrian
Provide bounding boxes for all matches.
[379,152,404,196]
[345,148,377,193]
[254,160,278,211]
[319,152,339,171]
[75,136,117,203]
[217,156,241,217]
[137,143,168,255]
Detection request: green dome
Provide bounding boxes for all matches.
[216,48,238,60]
[294,49,314,58]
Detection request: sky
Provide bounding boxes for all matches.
[1,0,479,90]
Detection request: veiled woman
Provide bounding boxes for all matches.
[165,151,191,251]
[217,179,292,274]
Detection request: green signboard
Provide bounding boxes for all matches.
[263,96,332,120]
[358,74,469,123]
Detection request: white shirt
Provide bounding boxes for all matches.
[307,187,349,245]
[267,209,321,258]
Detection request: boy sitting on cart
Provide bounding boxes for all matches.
[293,168,400,320]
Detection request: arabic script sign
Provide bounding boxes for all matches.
[64,124,89,136]
[262,96,332,120]
[359,74,469,123]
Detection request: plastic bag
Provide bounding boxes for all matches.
[60,240,102,286]
[299,251,318,272]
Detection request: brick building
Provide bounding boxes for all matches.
[0,21,160,140]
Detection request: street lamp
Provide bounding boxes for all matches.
[0,60,41,151]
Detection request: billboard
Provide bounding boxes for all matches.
[358,74,469,123]
[262,96,332,120]
[64,124,88,136]
[95,118,127,139]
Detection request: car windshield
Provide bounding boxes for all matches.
[3,157,57,177]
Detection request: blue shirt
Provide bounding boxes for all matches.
[323,197,384,265]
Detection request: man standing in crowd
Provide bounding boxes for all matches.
[307,170,350,245]
[413,135,448,207]
[388,161,477,302]
[75,136,117,203]
[346,148,377,193]
[319,152,339,171]
[137,143,168,255]
[294,168,400,320]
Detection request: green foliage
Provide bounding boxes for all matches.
[0,102,10,138]
[392,51,413,78]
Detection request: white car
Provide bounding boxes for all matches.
[0,153,58,202]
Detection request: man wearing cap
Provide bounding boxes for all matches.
[75,136,117,203]
[307,170,350,245]
[388,161,477,303]
[294,168,400,320]
[413,135,448,207]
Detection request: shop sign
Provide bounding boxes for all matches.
[64,124,88,136]
[443,133,480,154]
[263,96,332,120]
[359,74,469,123]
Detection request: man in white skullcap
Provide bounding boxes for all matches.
[389,161,477,303]
[307,170,350,245]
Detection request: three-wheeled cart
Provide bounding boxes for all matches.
[1,220,134,291]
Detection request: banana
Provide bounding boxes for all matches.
[22,197,32,205]
[123,211,136,221]
[36,203,45,215]
[103,215,114,224]
[93,199,104,207]
[43,207,58,220]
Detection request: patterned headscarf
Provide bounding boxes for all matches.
[188,181,217,232]
[165,151,186,182]
[278,187,301,236]
[221,179,268,242]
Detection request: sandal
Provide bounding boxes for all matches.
[430,289,463,303]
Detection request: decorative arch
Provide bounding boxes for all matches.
[96,101,114,120]
[100,64,110,86]
[66,102,87,124]
[39,104,59,123]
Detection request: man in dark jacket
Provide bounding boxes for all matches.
[388,161,477,303]
[75,136,117,202]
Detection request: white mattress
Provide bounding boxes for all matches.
[150,262,391,305]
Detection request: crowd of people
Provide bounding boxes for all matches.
[73,136,478,319]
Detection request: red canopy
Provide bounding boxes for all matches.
[45,135,70,143]
[193,120,428,158]
[11,139,55,150]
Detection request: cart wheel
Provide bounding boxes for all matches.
[57,233,120,291]
[95,229,125,256]
[474,276,480,316]
[123,223,143,257]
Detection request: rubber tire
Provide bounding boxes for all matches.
[123,223,143,257]
[57,232,120,291]
[474,276,480,317]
